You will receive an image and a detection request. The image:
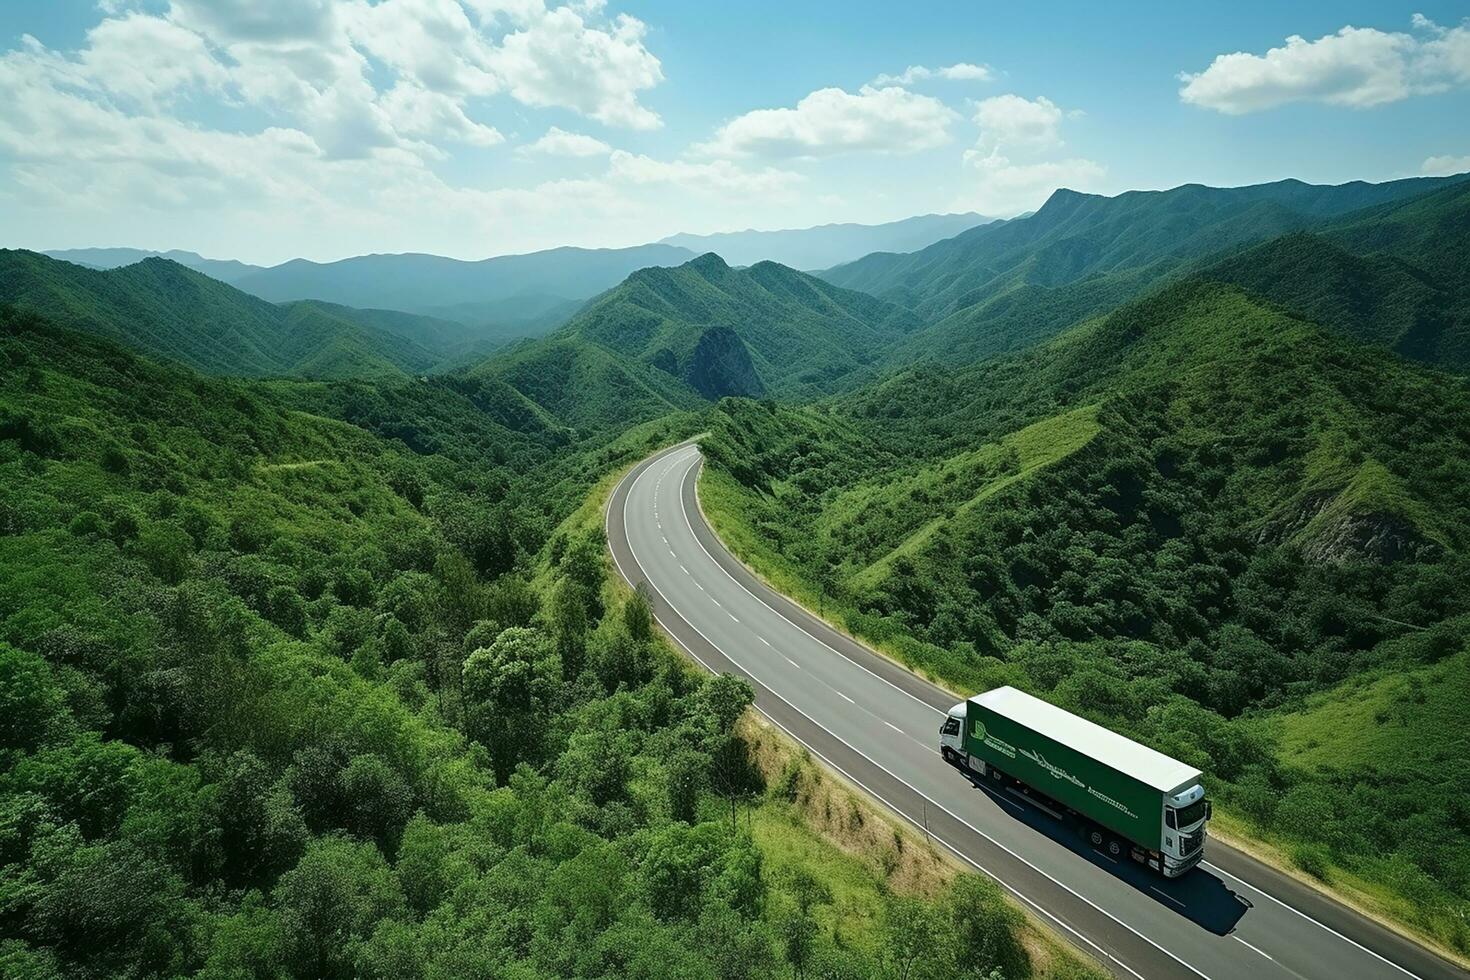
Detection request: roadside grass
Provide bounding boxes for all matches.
[742,717,1108,980]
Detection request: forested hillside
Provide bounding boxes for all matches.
[820,174,1468,369]
[699,277,1470,950]
[0,305,1082,980]
[555,253,920,400]
[0,251,481,379]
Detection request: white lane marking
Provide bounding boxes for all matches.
[680,565,689,575]
[668,548,676,558]
[695,581,705,591]
[670,453,947,720]
[1149,886,1185,909]
[641,449,1421,980]
[1204,862,1422,980]
[836,690,854,703]
[710,595,722,607]
[729,612,739,623]
[610,464,1182,980]
[884,721,904,734]
[785,656,800,669]
[758,636,771,646]
[1234,938,1275,962]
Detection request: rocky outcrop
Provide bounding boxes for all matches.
[1299,511,1434,565]
[684,326,764,399]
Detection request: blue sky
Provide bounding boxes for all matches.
[1,1,1467,264]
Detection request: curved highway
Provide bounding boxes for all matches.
[607,441,1467,980]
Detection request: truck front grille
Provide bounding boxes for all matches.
[1180,829,1204,855]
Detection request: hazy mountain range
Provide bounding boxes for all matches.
[40,212,993,340]
[657,212,992,270]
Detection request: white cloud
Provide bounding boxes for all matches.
[0,0,686,260]
[871,62,992,86]
[380,81,505,148]
[80,13,230,108]
[519,125,611,156]
[959,93,1102,215]
[962,155,1105,214]
[607,150,803,195]
[1179,15,1470,113]
[344,0,500,97]
[971,93,1063,154]
[699,85,958,159]
[490,5,664,129]
[1422,153,1470,175]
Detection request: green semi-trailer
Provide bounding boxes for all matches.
[939,686,1210,877]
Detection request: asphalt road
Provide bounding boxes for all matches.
[606,441,1468,980]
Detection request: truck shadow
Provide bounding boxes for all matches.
[966,772,1252,936]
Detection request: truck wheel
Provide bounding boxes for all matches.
[941,747,954,764]
[1088,829,1104,848]
[1107,838,1123,858]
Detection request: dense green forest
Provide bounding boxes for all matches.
[699,272,1470,949]
[0,306,1085,979]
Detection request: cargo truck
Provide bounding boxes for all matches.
[939,686,1210,877]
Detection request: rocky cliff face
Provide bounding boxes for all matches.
[1261,489,1435,564]
[1299,510,1434,564]
[683,326,764,399]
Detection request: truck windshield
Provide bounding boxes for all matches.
[942,718,961,736]
[1171,798,1208,827]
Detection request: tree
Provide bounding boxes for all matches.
[214,750,308,882]
[699,674,757,831]
[0,643,66,751]
[461,627,557,780]
[273,837,406,980]
[339,754,413,853]
[625,583,655,643]
[949,875,1028,979]
[880,897,951,980]
[551,578,592,679]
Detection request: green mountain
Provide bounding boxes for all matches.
[658,212,993,270]
[822,174,1467,368]
[1195,181,1470,371]
[700,271,1470,947]
[554,252,921,400]
[0,250,476,379]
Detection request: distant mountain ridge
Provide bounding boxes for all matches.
[0,250,478,379]
[658,212,993,270]
[822,173,1470,369]
[43,247,263,284]
[228,243,697,327]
